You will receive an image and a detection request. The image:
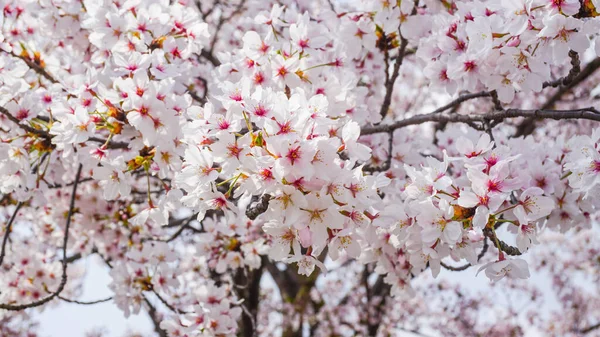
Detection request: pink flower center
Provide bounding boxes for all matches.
[591,160,600,173]
[464,60,477,72]
[486,179,502,192]
[286,147,302,165]
[298,39,309,49]
[254,105,268,117]
[16,109,29,120]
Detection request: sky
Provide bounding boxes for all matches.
[35,255,154,337]
[32,252,551,337]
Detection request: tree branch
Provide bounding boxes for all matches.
[0,106,50,138]
[196,0,220,19]
[379,35,409,119]
[326,0,336,12]
[152,289,189,314]
[431,91,492,114]
[0,202,24,267]
[515,56,600,137]
[1,106,129,150]
[0,164,83,311]
[441,237,489,271]
[542,51,581,88]
[232,267,263,337]
[199,0,246,68]
[361,107,600,136]
[146,215,200,243]
[363,131,393,173]
[144,296,168,337]
[580,322,600,334]
[57,295,113,305]
[483,227,521,256]
[1,49,59,84]
[199,49,220,67]
[245,194,271,220]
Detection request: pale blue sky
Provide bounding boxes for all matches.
[35,255,154,337]
[34,253,549,337]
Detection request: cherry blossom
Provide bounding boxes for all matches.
[2,0,600,336]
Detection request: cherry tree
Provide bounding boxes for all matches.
[1,0,600,336]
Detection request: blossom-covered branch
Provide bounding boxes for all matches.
[361,107,600,135]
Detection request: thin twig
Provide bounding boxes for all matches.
[152,289,189,314]
[57,295,113,305]
[440,238,489,271]
[580,322,600,334]
[379,35,409,119]
[431,91,491,114]
[0,106,50,138]
[326,0,336,12]
[199,0,246,68]
[0,164,83,310]
[1,106,128,150]
[146,215,200,242]
[0,202,24,266]
[1,49,59,84]
[363,131,394,173]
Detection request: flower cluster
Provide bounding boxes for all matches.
[2,0,600,336]
[410,0,600,102]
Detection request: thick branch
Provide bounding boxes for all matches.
[199,49,220,67]
[542,51,581,88]
[264,259,300,300]
[483,227,521,256]
[515,56,600,137]
[542,58,600,109]
[361,107,600,136]
[367,274,392,336]
[144,296,168,337]
[245,194,271,220]
[233,267,263,337]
